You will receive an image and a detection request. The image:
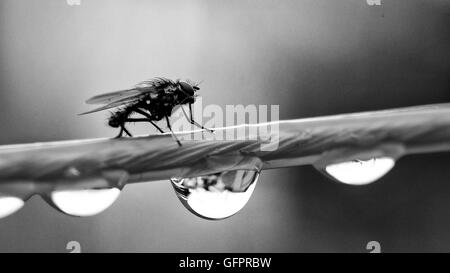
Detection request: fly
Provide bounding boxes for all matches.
[80,77,213,146]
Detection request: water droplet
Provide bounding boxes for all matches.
[323,157,395,185]
[0,195,25,219]
[171,170,260,220]
[44,169,129,217]
[49,187,121,217]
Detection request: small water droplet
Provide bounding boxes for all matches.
[50,187,121,217]
[0,195,25,219]
[323,157,395,185]
[171,170,260,220]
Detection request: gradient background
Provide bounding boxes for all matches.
[0,0,449,252]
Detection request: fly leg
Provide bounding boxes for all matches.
[182,103,214,133]
[115,124,132,138]
[165,115,182,147]
[134,109,165,134]
[125,118,165,134]
[148,120,165,134]
[123,126,133,137]
[115,127,124,138]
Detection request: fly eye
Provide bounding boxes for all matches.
[179,82,195,96]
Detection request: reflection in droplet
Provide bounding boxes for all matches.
[50,188,121,217]
[324,157,395,185]
[0,195,25,219]
[171,170,260,220]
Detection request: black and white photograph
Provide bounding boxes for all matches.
[0,0,449,260]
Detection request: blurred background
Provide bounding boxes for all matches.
[0,0,449,252]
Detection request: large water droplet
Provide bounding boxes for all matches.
[171,170,260,220]
[50,187,121,217]
[0,195,25,219]
[323,157,395,185]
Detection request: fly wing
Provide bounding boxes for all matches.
[85,78,177,105]
[85,88,142,105]
[79,97,141,115]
